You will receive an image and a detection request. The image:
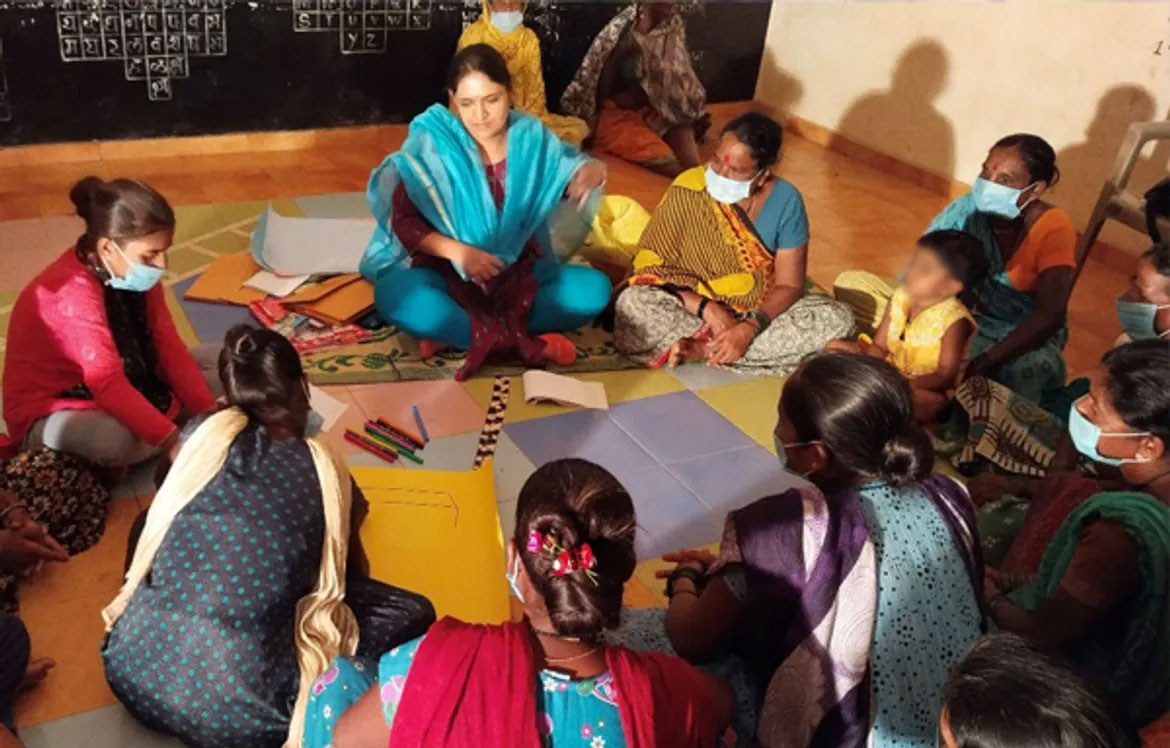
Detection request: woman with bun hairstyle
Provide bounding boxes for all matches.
[1,176,218,468]
[635,352,983,748]
[303,457,732,748]
[102,325,434,748]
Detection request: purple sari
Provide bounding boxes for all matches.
[713,474,982,748]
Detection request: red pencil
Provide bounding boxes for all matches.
[344,430,398,463]
[366,421,416,452]
[375,417,425,450]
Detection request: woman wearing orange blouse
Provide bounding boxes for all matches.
[927,133,1076,412]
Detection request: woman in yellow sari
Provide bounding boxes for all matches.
[458,0,589,146]
[614,113,854,376]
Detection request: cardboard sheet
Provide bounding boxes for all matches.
[183,252,266,306]
[354,461,509,624]
[522,370,609,410]
[291,278,375,325]
[251,205,375,276]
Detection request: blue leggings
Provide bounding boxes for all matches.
[373,260,612,349]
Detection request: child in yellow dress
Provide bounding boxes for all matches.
[829,230,986,422]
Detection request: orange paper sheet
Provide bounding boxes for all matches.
[353,461,509,624]
[183,252,266,306]
[291,278,375,325]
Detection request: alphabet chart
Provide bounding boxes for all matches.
[292,0,432,54]
[56,0,228,101]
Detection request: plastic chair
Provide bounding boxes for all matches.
[1075,120,1170,274]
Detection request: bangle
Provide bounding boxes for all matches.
[696,297,710,321]
[669,588,699,601]
[665,565,705,599]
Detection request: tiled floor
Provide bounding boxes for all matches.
[0,107,1140,744]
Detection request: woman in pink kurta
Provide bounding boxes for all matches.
[1,177,216,467]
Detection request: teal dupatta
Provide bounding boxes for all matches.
[361,105,592,282]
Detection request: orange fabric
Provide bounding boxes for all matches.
[592,101,676,167]
[1003,208,1076,292]
[1143,712,1170,746]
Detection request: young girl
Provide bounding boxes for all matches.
[457,0,590,145]
[102,326,434,748]
[627,353,983,747]
[830,229,985,422]
[303,458,732,748]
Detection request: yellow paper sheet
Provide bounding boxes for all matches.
[353,460,509,624]
[183,251,266,306]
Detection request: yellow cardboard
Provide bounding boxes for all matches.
[353,460,509,624]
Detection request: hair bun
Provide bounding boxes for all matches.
[69,176,107,221]
[878,424,932,486]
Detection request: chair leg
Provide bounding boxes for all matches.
[1073,186,1115,285]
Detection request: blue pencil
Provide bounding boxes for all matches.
[412,405,430,443]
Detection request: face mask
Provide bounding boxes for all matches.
[971,177,1036,220]
[706,165,758,205]
[102,240,164,292]
[1116,297,1170,340]
[490,10,524,33]
[773,431,819,474]
[505,555,524,602]
[1067,400,1151,466]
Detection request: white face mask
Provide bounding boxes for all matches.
[705,165,759,205]
[505,554,525,602]
[491,9,524,33]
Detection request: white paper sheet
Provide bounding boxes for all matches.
[251,205,376,276]
[522,370,608,410]
[243,269,311,298]
[308,384,350,433]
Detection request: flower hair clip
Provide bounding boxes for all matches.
[526,529,599,586]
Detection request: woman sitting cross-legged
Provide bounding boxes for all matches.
[363,44,611,380]
[101,326,435,748]
[983,339,1170,729]
[1,177,219,470]
[614,113,854,375]
[617,352,983,747]
[303,458,733,748]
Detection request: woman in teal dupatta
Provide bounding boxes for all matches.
[362,44,610,380]
[927,134,1077,414]
[983,340,1170,729]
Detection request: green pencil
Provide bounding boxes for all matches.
[364,424,424,464]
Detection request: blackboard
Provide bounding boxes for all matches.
[0,1,771,146]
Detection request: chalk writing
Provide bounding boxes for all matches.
[293,0,432,54]
[56,0,227,101]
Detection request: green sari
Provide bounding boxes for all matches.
[1009,491,1170,725]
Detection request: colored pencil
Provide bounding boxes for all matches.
[364,425,424,465]
[365,421,416,452]
[344,430,397,463]
[412,405,430,443]
[375,417,425,450]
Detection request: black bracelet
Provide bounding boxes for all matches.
[696,297,710,321]
[665,565,706,599]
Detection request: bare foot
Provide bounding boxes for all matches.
[19,659,53,693]
[666,338,708,368]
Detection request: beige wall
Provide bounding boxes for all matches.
[756,1,1170,253]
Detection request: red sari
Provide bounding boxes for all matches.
[389,617,721,747]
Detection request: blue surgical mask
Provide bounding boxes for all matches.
[1116,297,1170,340]
[305,410,325,437]
[506,555,524,602]
[971,177,1036,220]
[491,10,524,33]
[706,166,758,205]
[102,241,164,292]
[1067,399,1151,466]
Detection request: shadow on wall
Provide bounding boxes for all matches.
[1055,84,1170,231]
[755,47,805,120]
[832,39,955,183]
